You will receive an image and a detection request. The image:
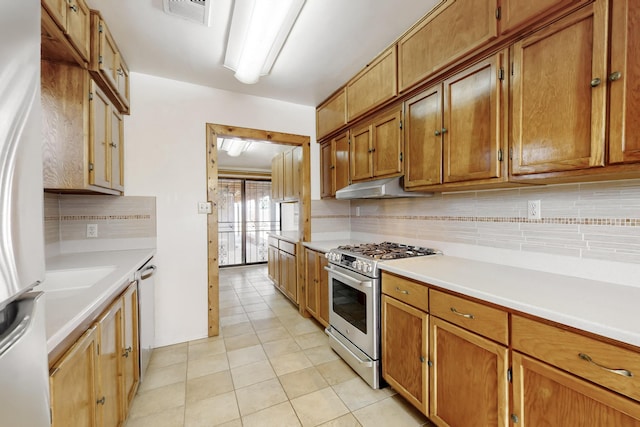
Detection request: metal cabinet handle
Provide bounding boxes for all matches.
[590,78,602,87]
[69,4,78,12]
[441,128,448,134]
[608,71,622,82]
[97,396,106,405]
[122,346,133,358]
[117,68,124,76]
[578,353,633,378]
[110,142,118,148]
[450,307,474,319]
[434,130,441,136]
[395,287,409,295]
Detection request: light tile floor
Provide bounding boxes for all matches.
[125,265,434,427]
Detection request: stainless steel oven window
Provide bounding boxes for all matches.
[332,280,367,334]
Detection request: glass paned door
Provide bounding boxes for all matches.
[218,179,280,266]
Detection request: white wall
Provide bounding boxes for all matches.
[124,72,316,347]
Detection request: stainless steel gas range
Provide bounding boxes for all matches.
[324,242,441,389]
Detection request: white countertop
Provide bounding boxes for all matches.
[39,248,156,354]
[267,231,300,244]
[379,255,640,348]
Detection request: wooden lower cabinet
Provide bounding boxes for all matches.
[267,244,279,284]
[49,282,139,427]
[96,299,124,427]
[381,295,429,415]
[512,352,640,426]
[49,326,99,427]
[304,248,329,327]
[281,250,297,302]
[429,317,509,427]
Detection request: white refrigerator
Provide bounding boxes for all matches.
[0,0,52,425]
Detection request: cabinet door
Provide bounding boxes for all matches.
[381,295,428,415]
[122,283,139,413]
[98,19,119,93]
[372,109,403,178]
[320,142,333,198]
[404,84,443,188]
[50,326,98,427]
[268,245,279,285]
[398,0,499,92]
[317,88,347,140]
[271,153,284,201]
[96,300,124,427]
[510,4,607,175]
[430,317,509,427]
[609,0,640,164]
[304,249,319,318]
[111,108,124,192]
[443,54,503,183]
[42,0,67,31]
[292,146,302,200]
[512,352,640,426]
[334,132,350,192]
[500,0,587,35]
[347,46,398,121]
[350,124,373,182]
[283,149,294,200]
[285,251,297,302]
[66,0,90,62]
[318,255,330,326]
[90,81,112,190]
[115,54,131,112]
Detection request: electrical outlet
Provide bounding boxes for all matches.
[355,207,361,217]
[528,200,541,220]
[198,201,212,214]
[86,223,98,238]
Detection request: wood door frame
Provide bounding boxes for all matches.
[206,123,311,336]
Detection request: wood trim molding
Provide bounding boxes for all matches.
[205,123,312,336]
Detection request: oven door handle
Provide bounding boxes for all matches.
[325,327,374,367]
[324,266,372,288]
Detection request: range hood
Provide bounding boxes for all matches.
[335,177,432,199]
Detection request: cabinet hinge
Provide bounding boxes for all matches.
[495,6,501,20]
[399,120,403,130]
[89,162,94,171]
[99,23,103,33]
[507,367,513,383]
[399,152,403,162]
[511,62,515,76]
[498,68,504,81]
[511,414,520,424]
[509,147,513,160]
[98,55,103,65]
[427,360,433,367]
[97,343,100,355]
[498,148,503,162]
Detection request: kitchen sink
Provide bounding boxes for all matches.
[39,266,117,292]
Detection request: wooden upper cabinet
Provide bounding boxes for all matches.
[510,3,607,176]
[404,84,443,188]
[443,53,504,183]
[372,109,403,178]
[271,152,284,201]
[350,109,403,182]
[89,11,131,114]
[347,46,398,122]
[317,88,347,140]
[320,131,350,199]
[499,0,588,36]
[350,123,373,182]
[41,0,91,65]
[398,0,499,93]
[608,0,640,165]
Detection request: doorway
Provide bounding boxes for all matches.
[206,124,311,337]
[218,178,280,266]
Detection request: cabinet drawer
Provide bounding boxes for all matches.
[279,240,296,255]
[512,315,640,402]
[381,273,429,312]
[429,289,508,345]
[268,236,279,248]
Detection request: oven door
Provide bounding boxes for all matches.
[325,263,379,359]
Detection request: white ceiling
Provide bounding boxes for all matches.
[217,139,292,172]
[85,0,440,107]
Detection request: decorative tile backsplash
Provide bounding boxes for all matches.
[44,194,157,255]
[311,179,640,265]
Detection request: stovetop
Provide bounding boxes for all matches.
[326,242,441,277]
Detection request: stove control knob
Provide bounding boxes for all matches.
[324,253,329,259]
[352,260,359,270]
[362,263,371,273]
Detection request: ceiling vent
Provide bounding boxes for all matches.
[163,0,213,26]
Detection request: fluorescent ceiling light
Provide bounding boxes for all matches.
[224,0,306,84]
[218,139,253,157]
